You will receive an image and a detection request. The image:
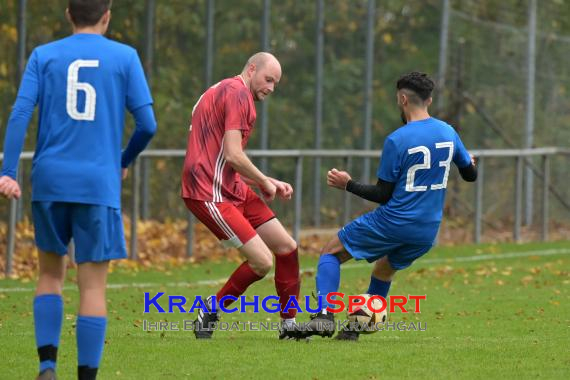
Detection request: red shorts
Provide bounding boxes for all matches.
[184,187,275,248]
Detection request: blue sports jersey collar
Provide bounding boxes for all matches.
[406,117,433,125]
[71,33,106,39]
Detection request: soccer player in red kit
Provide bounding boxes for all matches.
[182,52,300,339]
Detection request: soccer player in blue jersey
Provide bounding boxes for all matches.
[0,1,156,378]
[301,72,477,340]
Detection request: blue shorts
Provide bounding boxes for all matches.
[337,211,433,270]
[32,201,127,264]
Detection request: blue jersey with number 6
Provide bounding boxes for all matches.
[375,117,471,244]
[11,34,152,208]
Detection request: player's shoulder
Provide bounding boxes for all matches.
[402,117,457,138]
[94,37,139,60]
[385,123,409,143]
[218,77,253,103]
[219,77,248,93]
[429,117,457,133]
[31,36,70,55]
[34,35,138,60]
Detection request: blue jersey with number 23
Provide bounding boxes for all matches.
[374,117,472,244]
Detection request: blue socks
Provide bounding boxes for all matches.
[367,275,391,299]
[34,295,107,378]
[77,316,107,373]
[34,294,63,373]
[316,254,341,309]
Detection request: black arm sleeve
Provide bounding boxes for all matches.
[458,163,478,182]
[345,179,395,205]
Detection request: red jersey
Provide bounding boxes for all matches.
[182,76,256,203]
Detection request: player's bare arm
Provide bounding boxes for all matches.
[223,129,276,201]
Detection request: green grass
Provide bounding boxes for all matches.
[1,241,569,379]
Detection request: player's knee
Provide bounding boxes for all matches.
[274,237,297,255]
[373,258,397,281]
[250,257,273,276]
[320,235,344,255]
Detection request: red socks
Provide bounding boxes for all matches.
[274,248,300,319]
[216,262,263,308]
[216,248,300,318]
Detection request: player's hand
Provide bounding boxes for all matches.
[270,178,293,200]
[470,154,477,166]
[122,168,128,180]
[327,168,352,190]
[0,176,22,200]
[259,178,277,202]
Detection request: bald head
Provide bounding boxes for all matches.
[242,52,280,72]
[240,52,282,101]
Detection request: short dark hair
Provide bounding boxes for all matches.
[396,72,435,102]
[68,0,112,27]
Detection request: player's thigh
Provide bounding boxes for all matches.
[321,234,353,263]
[32,201,72,256]
[237,234,273,275]
[241,187,276,230]
[336,211,397,263]
[184,198,257,249]
[256,218,297,255]
[71,204,127,264]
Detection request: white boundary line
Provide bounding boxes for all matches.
[1,248,569,293]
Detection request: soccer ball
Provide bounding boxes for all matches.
[346,294,388,334]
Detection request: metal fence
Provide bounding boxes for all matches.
[3,147,569,275]
[4,0,570,228]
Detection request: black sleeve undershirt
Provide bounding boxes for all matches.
[346,162,476,203]
[345,179,395,205]
[458,163,477,182]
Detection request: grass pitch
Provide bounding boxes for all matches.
[1,241,569,379]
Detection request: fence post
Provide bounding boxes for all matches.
[259,0,271,173]
[474,156,484,244]
[130,160,141,259]
[205,0,215,88]
[524,0,537,226]
[15,0,27,224]
[186,213,194,257]
[313,0,324,227]
[294,156,304,242]
[362,0,375,185]
[437,0,450,112]
[141,157,150,219]
[343,156,353,225]
[141,0,155,220]
[514,155,523,242]
[541,155,550,241]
